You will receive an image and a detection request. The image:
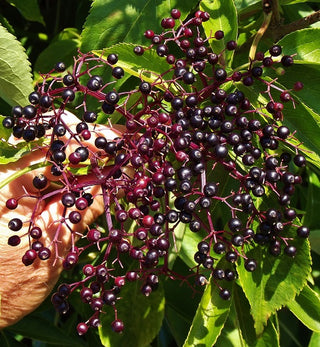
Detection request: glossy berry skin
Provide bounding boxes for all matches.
[6,198,18,210]
[62,89,75,102]
[293,155,306,167]
[77,323,88,335]
[139,82,151,94]
[2,117,14,128]
[245,259,257,272]
[219,289,231,300]
[281,55,294,67]
[105,91,119,105]
[39,95,52,108]
[133,45,144,55]
[112,67,124,79]
[111,319,124,333]
[297,226,309,238]
[87,76,103,90]
[55,61,66,72]
[215,68,227,81]
[269,45,282,56]
[63,74,75,86]
[285,245,297,257]
[107,53,118,64]
[23,105,37,119]
[33,174,48,190]
[38,247,51,260]
[8,218,23,231]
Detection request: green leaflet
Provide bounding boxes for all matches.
[287,284,320,332]
[237,78,320,169]
[236,232,311,334]
[200,0,238,67]
[183,272,232,346]
[232,284,280,347]
[0,141,32,166]
[7,315,86,346]
[309,331,320,347]
[279,29,320,61]
[0,23,33,107]
[81,0,197,52]
[99,281,165,347]
[34,28,81,73]
[5,0,44,24]
[93,43,171,89]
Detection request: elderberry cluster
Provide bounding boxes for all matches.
[3,8,309,335]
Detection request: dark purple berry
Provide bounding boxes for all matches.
[8,218,23,231]
[77,323,88,335]
[219,289,231,300]
[111,319,124,333]
[245,259,257,272]
[269,45,282,56]
[297,226,309,238]
[8,235,21,246]
[69,211,81,224]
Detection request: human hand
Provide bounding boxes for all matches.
[0,111,122,328]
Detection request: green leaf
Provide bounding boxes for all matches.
[0,142,31,165]
[309,331,320,347]
[236,233,311,334]
[272,63,320,116]
[34,28,81,73]
[232,283,257,345]
[0,331,23,347]
[304,170,320,229]
[99,281,165,347]
[164,260,202,347]
[93,43,170,88]
[309,230,320,255]
[183,274,232,346]
[200,0,238,67]
[280,0,320,5]
[234,0,261,11]
[6,0,44,24]
[168,221,188,268]
[7,316,85,345]
[81,0,197,52]
[0,116,13,140]
[255,316,280,347]
[233,284,280,346]
[237,80,320,168]
[179,227,205,269]
[282,100,320,168]
[287,284,320,332]
[0,23,33,106]
[278,28,320,65]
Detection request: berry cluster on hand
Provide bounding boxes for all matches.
[2,8,309,335]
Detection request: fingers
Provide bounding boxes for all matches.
[0,111,124,327]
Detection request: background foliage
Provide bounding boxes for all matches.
[1,0,320,346]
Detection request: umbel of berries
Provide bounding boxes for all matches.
[1,6,310,338]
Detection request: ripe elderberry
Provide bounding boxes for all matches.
[3,8,311,338]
